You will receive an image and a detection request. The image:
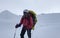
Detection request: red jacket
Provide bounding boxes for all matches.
[20,16,33,29]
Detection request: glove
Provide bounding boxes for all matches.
[15,24,21,28]
[32,26,34,30]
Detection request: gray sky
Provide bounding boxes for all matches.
[0,0,60,15]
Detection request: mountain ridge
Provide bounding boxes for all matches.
[0,10,20,19]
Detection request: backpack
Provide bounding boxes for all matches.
[28,10,37,26]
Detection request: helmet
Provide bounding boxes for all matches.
[23,9,29,14]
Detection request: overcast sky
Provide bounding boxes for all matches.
[0,0,60,15]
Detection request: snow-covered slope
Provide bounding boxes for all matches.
[33,13,60,38]
[0,11,60,38]
[0,10,21,38]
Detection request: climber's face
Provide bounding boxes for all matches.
[24,12,28,17]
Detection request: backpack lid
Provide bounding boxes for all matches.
[28,10,36,16]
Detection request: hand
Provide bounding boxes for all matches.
[15,24,19,28]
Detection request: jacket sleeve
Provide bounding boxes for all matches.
[19,17,23,25]
[30,16,33,26]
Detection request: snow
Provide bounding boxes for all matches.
[0,10,60,38]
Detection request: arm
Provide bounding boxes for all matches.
[30,17,35,30]
[19,17,23,25]
[15,17,23,28]
[30,17,33,27]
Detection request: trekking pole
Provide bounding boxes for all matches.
[14,28,17,38]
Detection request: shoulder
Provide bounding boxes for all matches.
[21,16,25,20]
